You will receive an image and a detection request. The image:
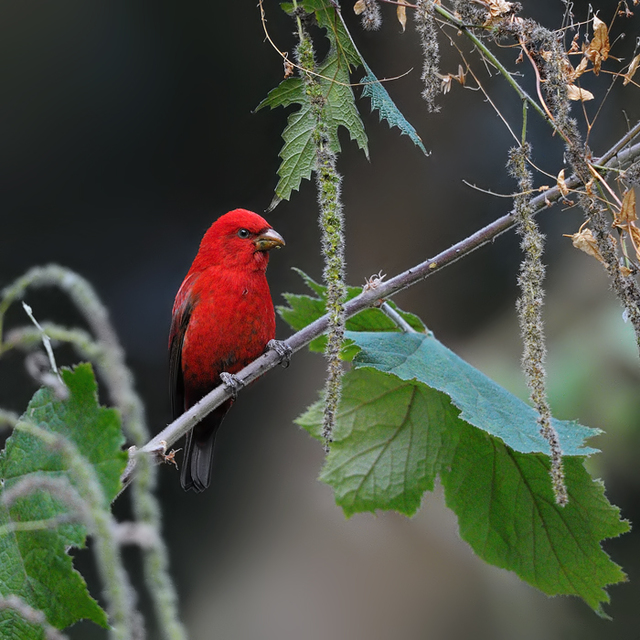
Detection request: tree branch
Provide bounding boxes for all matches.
[122,131,640,490]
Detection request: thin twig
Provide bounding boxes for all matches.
[122,130,640,489]
[432,3,551,126]
[379,302,416,332]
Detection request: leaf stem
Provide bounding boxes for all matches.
[379,302,416,333]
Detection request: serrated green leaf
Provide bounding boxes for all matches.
[301,0,362,67]
[441,423,629,614]
[297,366,628,612]
[0,608,47,640]
[361,62,428,155]
[257,77,304,110]
[0,364,127,630]
[348,331,598,456]
[257,2,368,202]
[297,368,460,516]
[277,269,426,353]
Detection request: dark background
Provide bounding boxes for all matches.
[1,0,639,638]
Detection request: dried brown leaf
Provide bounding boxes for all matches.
[628,225,640,262]
[623,53,640,85]
[566,227,608,265]
[397,1,407,32]
[557,169,569,197]
[619,188,637,223]
[566,84,595,101]
[620,265,633,277]
[353,0,366,15]
[283,54,295,79]
[572,56,589,80]
[487,0,513,16]
[480,0,514,26]
[585,179,595,197]
[585,15,610,75]
[568,32,581,54]
[436,66,466,95]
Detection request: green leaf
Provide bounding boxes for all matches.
[299,0,362,67]
[307,0,425,157]
[361,62,428,155]
[277,269,425,353]
[348,331,598,456]
[0,364,127,630]
[0,607,48,640]
[441,423,629,615]
[297,368,461,516]
[297,366,628,613]
[257,2,368,203]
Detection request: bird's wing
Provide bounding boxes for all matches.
[169,272,198,420]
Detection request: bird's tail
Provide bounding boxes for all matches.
[180,405,227,492]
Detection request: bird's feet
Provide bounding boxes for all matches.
[267,339,292,368]
[220,372,245,399]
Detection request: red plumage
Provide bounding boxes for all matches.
[169,209,284,492]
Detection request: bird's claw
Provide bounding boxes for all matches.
[267,339,292,368]
[220,372,245,399]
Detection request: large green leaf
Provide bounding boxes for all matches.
[297,366,628,613]
[297,368,460,516]
[441,424,628,615]
[348,331,598,456]
[0,364,127,631]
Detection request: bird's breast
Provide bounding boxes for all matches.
[181,269,275,392]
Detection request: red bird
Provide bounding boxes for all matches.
[169,209,285,492]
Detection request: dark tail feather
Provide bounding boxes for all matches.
[180,405,228,492]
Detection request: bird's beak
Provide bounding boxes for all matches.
[254,228,285,252]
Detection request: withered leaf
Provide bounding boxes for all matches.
[566,227,608,265]
[283,54,295,79]
[629,227,640,260]
[557,169,569,197]
[353,0,366,15]
[487,0,513,16]
[623,53,640,86]
[572,56,589,80]
[397,1,407,32]
[585,15,610,75]
[568,32,581,54]
[566,84,595,101]
[436,66,465,95]
[481,0,514,26]
[620,265,633,277]
[619,188,637,223]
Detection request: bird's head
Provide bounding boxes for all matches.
[193,209,285,272]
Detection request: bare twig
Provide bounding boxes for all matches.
[123,129,640,489]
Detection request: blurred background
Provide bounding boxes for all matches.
[0,0,639,638]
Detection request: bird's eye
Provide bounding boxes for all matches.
[237,228,250,239]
